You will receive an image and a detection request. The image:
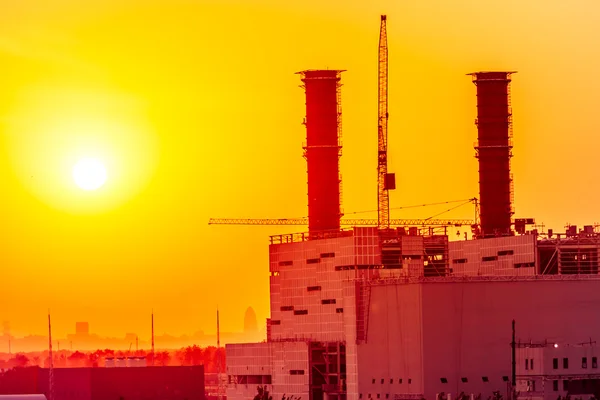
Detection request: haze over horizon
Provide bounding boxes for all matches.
[1,0,600,338]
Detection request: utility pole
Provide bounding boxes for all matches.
[217,308,222,400]
[48,312,54,400]
[511,319,516,400]
[151,311,155,366]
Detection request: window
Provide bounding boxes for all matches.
[372,379,376,384]
[525,359,529,370]
[408,379,412,384]
[386,395,389,399]
[530,358,534,369]
[320,252,335,258]
[399,379,403,384]
[359,395,363,399]
[553,380,558,391]
[279,260,293,266]
[322,299,336,305]
[440,378,448,384]
[563,380,569,391]
[280,306,294,311]
[377,395,380,399]
[482,377,489,383]
[290,370,305,375]
[553,358,559,369]
[482,256,498,262]
[461,378,468,383]
[336,308,344,313]
[582,357,588,369]
[271,320,281,325]
[293,310,308,315]
[563,358,569,369]
[498,250,514,256]
[381,379,384,384]
[452,258,467,264]
[593,357,598,368]
[307,285,322,292]
[306,258,320,264]
[502,376,509,382]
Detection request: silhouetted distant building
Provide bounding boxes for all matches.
[0,366,204,400]
[243,307,257,333]
[75,323,89,336]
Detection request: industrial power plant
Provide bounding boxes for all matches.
[215,15,600,400]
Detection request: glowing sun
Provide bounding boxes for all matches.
[72,158,107,191]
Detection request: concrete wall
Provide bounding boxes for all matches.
[356,284,425,399]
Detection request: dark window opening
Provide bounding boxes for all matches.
[306,258,320,264]
[482,256,498,262]
[593,357,598,368]
[525,359,529,370]
[440,378,448,384]
[280,306,294,311]
[359,395,362,399]
[377,395,380,399]
[515,262,535,268]
[290,370,305,375]
[389,379,393,384]
[372,379,375,384]
[380,379,384,384]
[322,299,336,305]
[320,252,335,258]
[270,320,281,325]
[553,380,558,391]
[293,310,308,315]
[563,380,569,391]
[336,308,344,313]
[553,358,559,369]
[452,258,467,264]
[502,376,509,382]
[279,261,293,266]
[482,377,489,383]
[408,379,412,384]
[530,359,534,369]
[461,378,468,383]
[399,379,402,384]
[386,395,389,399]
[582,357,588,369]
[498,250,514,256]
[563,358,569,369]
[307,285,322,292]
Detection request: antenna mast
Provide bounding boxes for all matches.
[377,15,395,228]
[48,312,54,400]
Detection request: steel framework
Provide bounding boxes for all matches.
[208,217,473,226]
[377,15,394,228]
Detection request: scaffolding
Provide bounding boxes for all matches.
[309,342,347,400]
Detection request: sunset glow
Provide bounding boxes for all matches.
[73,158,107,191]
[0,0,599,342]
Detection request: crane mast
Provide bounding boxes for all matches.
[378,15,394,229]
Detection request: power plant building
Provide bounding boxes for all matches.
[225,67,600,400]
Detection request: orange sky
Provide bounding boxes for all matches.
[1,0,600,341]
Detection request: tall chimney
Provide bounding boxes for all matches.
[297,70,344,235]
[468,71,516,237]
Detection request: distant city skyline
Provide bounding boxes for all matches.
[0,306,264,352]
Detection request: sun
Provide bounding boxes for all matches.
[72,158,108,191]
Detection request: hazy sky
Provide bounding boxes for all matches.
[1,0,599,340]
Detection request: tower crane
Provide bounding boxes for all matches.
[377,15,395,229]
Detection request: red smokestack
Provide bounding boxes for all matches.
[297,70,344,234]
[469,71,516,237]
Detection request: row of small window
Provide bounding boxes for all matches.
[372,378,412,384]
[360,394,390,399]
[278,253,336,266]
[553,380,573,391]
[551,357,598,369]
[270,309,344,324]
[280,299,336,310]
